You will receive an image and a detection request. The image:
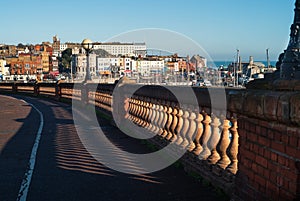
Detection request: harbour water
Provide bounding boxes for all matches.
[207,61,277,68]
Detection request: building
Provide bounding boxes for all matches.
[51,56,59,72]
[0,59,9,77]
[96,57,121,76]
[167,60,188,72]
[93,42,146,57]
[72,53,97,79]
[0,45,17,57]
[52,35,60,57]
[60,43,68,52]
[65,42,81,50]
[7,53,42,76]
[228,56,265,77]
[190,54,207,70]
[41,51,51,73]
[137,59,165,76]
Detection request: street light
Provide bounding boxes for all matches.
[81,38,93,82]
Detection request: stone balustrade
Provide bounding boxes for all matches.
[0,82,239,195]
[124,93,239,174]
[116,84,241,194]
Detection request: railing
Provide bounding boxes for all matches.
[118,84,240,194]
[0,81,240,195]
[125,95,239,170]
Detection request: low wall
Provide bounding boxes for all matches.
[229,90,300,201]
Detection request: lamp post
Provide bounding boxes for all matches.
[280,0,300,79]
[81,38,93,82]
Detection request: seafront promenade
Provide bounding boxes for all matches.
[1,1,300,200]
[0,78,299,201]
[0,94,226,201]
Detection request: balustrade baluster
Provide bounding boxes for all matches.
[103,93,108,109]
[99,92,104,105]
[186,106,197,151]
[141,99,150,127]
[158,103,168,136]
[147,98,156,131]
[217,117,231,169]
[168,106,178,141]
[226,118,239,174]
[153,102,163,134]
[155,101,165,135]
[198,114,212,160]
[193,111,204,155]
[127,98,135,120]
[179,105,190,148]
[150,100,160,133]
[145,98,153,130]
[136,98,145,126]
[99,92,103,105]
[207,114,221,164]
[175,108,184,145]
[135,98,143,124]
[136,98,144,126]
[161,103,173,138]
[141,99,148,126]
[131,98,139,122]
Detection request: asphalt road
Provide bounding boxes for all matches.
[0,94,228,201]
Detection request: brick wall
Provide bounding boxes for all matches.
[232,90,300,201]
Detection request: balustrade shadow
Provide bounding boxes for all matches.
[0,94,227,201]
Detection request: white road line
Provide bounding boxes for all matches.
[16,100,44,201]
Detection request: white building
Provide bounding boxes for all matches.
[0,59,9,77]
[93,42,146,57]
[96,57,121,76]
[137,59,164,76]
[72,53,97,79]
[52,57,59,72]
[60,43,68,52]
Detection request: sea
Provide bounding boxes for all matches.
[207,61,277,68]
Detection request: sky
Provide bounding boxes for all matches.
[0,0,295,61]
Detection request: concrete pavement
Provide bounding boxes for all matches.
[0,94,228,201]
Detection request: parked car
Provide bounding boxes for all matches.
[203,80,212,87]
[195,79,212,87]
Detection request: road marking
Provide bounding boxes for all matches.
[16,100,44,201]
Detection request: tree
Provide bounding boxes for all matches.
[58,48,72,72]
[17,43,25,49]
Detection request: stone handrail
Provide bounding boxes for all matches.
[123,87,239,171]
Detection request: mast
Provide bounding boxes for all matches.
[266,48,270,69]
[236,49,240,86]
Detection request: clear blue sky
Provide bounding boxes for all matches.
[0,0,295,61]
